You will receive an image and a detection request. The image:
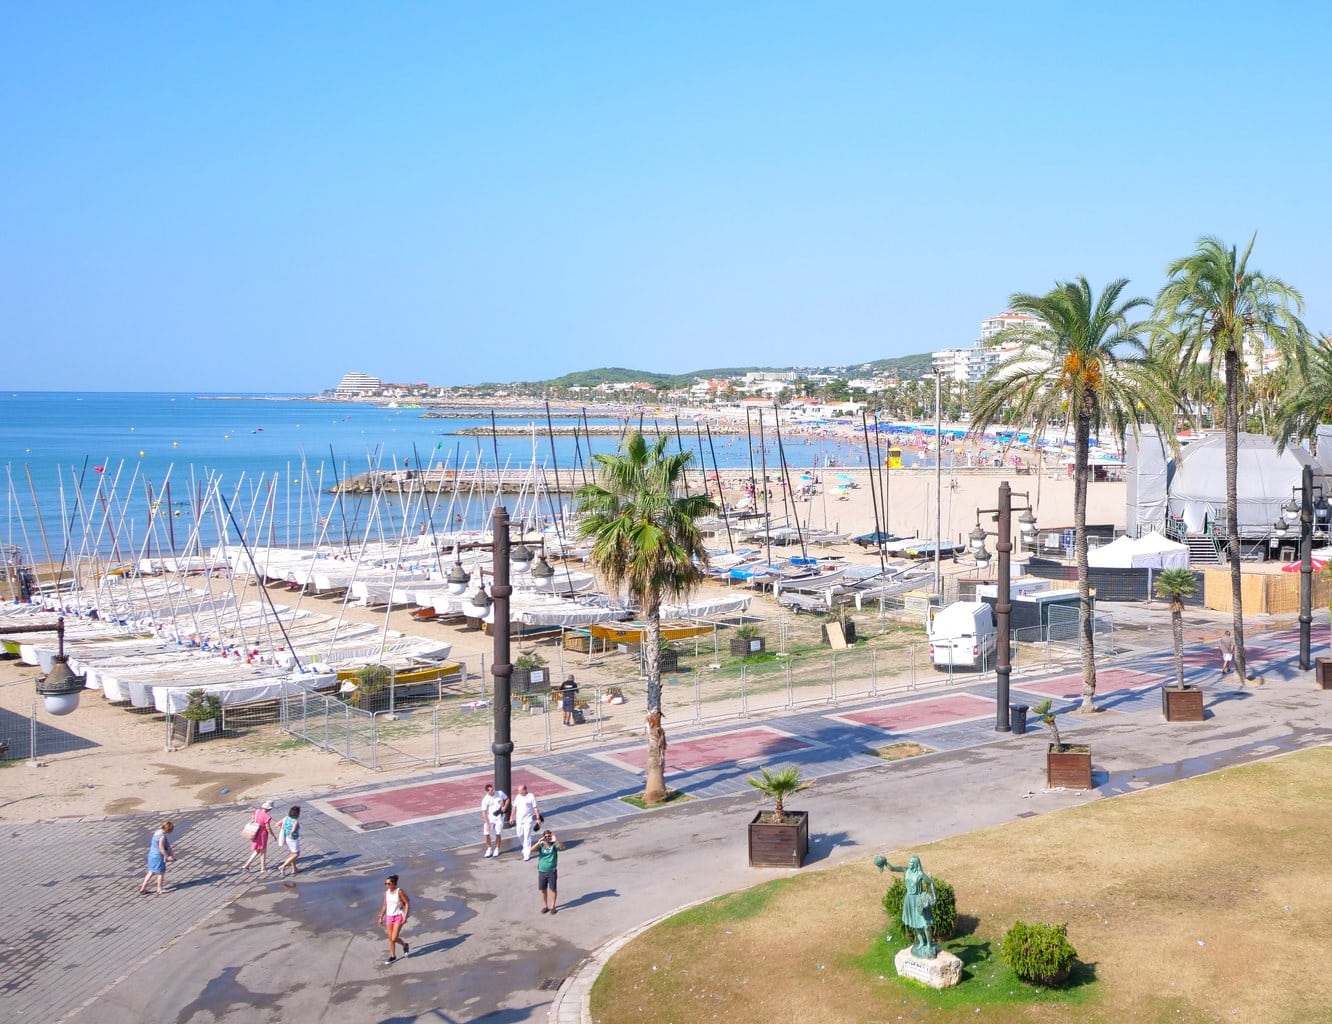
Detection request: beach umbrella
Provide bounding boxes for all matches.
[1281,559,1326,572]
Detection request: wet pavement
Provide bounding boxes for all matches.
[5,622,1330,1023]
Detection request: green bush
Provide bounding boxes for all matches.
[881,876,957,942]
[999,920,1078,987]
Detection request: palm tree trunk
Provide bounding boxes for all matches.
[1075,407,1097,711]
[643,597,668,804]
[1224,352,1248,681]
[1171,600,1185,688]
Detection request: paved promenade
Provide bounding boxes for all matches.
[4,624,1329,1023]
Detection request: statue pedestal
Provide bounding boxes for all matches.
[894,947,963,989]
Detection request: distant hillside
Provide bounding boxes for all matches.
[856,353,934,379]
[529,358,932,389]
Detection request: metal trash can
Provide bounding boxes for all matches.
[1009,704,1029,735]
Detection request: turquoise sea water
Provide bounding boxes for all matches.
[0,393,890,562]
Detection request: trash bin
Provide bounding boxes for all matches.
[1009,704,1029,735]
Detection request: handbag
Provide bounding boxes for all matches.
[242,817,261,840]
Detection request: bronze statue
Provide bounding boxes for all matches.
[874,854,939,958]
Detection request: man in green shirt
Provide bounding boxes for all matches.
[535,829,565,915]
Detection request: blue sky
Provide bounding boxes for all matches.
[4,2,1330,392]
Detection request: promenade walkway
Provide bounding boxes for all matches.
[5,623,1329,1024]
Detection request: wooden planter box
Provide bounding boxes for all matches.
[730,636,766,658]
[1161,685,1205,722]
[748,810,809,868]
[657,649,680,674]
[511,667,548,695]
[1046,745,1093,789]
[1317,657,1332,690]
[172,716,222,746]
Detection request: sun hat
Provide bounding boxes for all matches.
[261,800,274,810]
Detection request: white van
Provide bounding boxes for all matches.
[928,601,998,669]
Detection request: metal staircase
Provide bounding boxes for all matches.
[1185,534,1222,565]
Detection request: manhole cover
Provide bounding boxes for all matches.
[339,803,369,813]
[1016,811,1037,819]
[539,979,563,991]
[360,820,392,831]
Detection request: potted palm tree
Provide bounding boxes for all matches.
[747,764,812,868]
[1033,699,1093,789]
[174,689,223,745]
[511,650,548,694]
[575,432,717,805]
[730,622,766,658]
[1156,568,1205,721]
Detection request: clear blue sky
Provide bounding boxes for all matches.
[4,2,1330,392]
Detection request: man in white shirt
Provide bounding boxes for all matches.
[510,784,543,861]
[480,783,509,858]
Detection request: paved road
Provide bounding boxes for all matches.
[4,623,1329,1024]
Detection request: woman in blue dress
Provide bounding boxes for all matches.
[139,820,175,894]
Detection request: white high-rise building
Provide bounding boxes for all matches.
[334,372,383,396]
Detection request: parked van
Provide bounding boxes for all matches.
[928,601,997,669]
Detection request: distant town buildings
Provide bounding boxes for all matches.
[931,312,1044,384]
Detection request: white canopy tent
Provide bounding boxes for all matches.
[1088,530,1189,569]
[1167,433,1319,537]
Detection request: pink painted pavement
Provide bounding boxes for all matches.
[598,726,813,774]
[313,766,584,831]
[829,693,993,733]
[1017,666,1158,698]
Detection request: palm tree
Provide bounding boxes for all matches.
[575,432,717,804]
[1153,235,1313,682]
[747,764,811,823]
[1275,336,1332,456]
[1154,568,1199,689]
[973,277,1177,712]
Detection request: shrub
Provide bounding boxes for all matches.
[515,650,548,670]
[734,623,762,640]
[999,920,1078,986]
[881,876,957,942]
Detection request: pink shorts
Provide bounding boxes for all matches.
[386,913,404,927]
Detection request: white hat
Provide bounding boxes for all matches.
[261,800,274,810]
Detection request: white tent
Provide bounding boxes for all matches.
[1167,433,1318,537]
[1088,530,1189,569]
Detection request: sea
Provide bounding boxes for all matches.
[0,392,932,564]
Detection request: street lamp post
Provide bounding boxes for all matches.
[491,506,514,798]
[1300,464,1314,671]
[1275,466,1316,672]
[970,481,1036,733]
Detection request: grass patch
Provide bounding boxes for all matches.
[620,790,693,810]
[872,740,932,761]
[849,932,1095,1010]
[591,747,1332,1024]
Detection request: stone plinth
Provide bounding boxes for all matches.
[894,947,963,989]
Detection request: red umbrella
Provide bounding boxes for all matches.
[1282,558,1326,572]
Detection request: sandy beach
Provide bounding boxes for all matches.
[0,466,1120,824]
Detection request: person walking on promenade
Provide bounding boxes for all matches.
[277,806,302,876]
[242,800,276,872]
[481,783,509,857]
[511,784,543,861]
[377,874,411,965]
[1219,630,1236,680]
[560,675,578,726]
[534,828,565,914]
[139,820,175,895]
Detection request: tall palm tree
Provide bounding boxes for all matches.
[1154,567,1199,689]
[1153,235,1312,683]
[575,432,717,804]
[973,277,1177,712]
